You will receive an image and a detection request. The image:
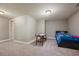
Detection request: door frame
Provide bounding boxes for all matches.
[9,20,14,40]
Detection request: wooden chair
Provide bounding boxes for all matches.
[35,33,47,46]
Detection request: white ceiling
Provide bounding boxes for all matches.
[0,3,78,20]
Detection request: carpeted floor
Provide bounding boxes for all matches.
[0,39,79,56]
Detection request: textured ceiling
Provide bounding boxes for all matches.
[0,3,78,20]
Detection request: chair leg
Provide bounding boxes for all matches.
[42,39,43,46]
[36,40,37,45]
[36,37,37,45]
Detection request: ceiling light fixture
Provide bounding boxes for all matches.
[45,9,52,15]
[0,11,4,14]
[0,9,6,14]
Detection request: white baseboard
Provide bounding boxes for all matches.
[26,39,36,44]
[13,39,36,44]
[47,37,55,40]
[0,39,10,43]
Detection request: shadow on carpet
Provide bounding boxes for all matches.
[58,42,79,50]
[30,41,46,47]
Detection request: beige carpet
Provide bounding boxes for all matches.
[0,39,79,56]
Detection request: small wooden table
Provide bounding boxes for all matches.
[35,34,46,46]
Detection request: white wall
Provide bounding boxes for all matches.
[36,20,45,33]
[12,15,36,42]
[46,20,68,39]
[10,14,69,41]
[68,11,79,35]
[0,16,9,40]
